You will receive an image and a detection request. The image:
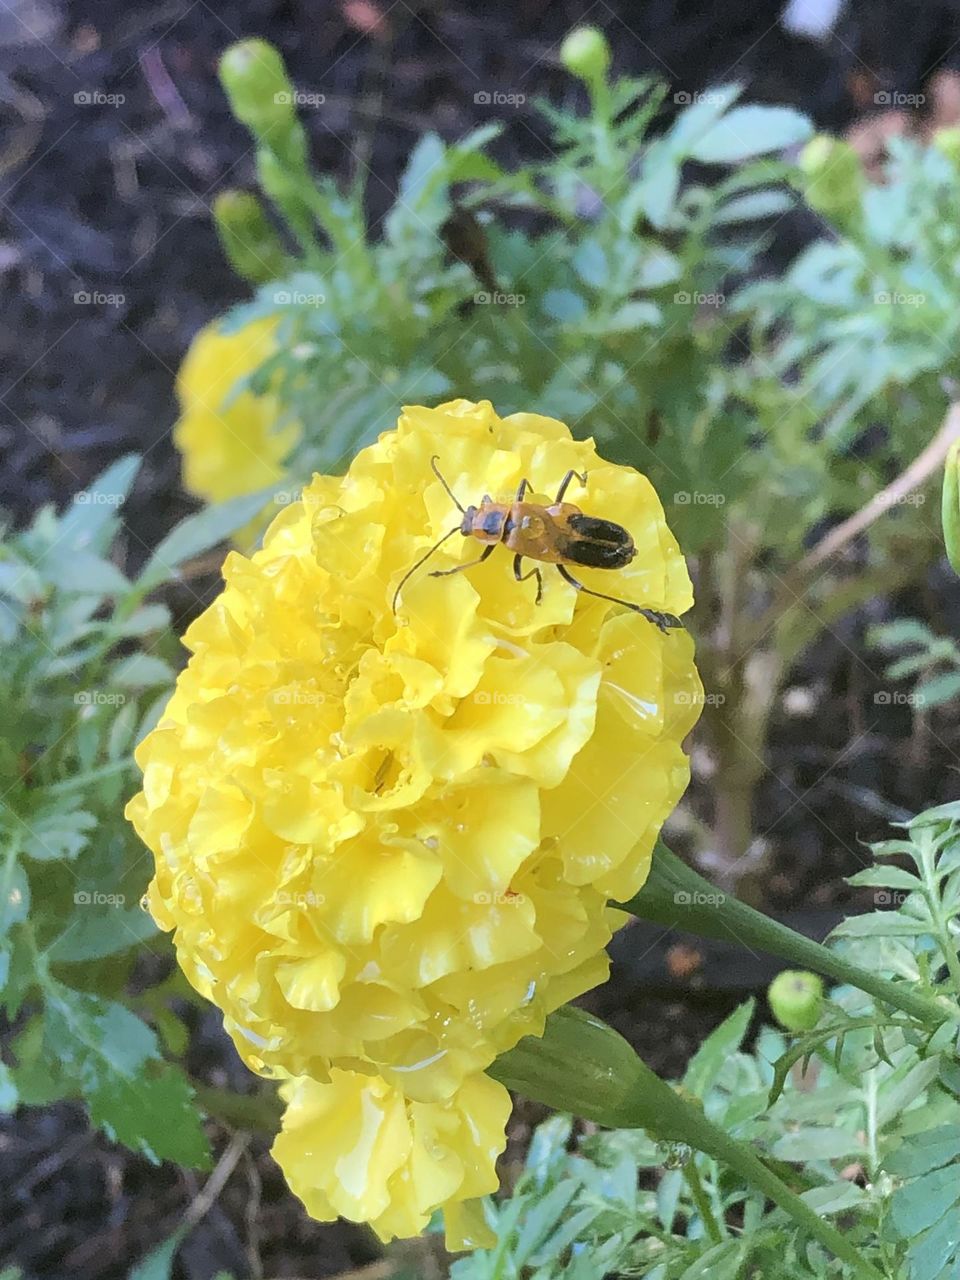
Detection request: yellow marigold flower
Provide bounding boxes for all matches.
[274,1068,510,1245]
[127,397,701,1238]
[174,316,299,505]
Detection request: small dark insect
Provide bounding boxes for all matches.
[391,457,683,632]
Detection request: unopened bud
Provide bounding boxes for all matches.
[213,190,289,284]
[769,970,824,1032]
[797,135,864,228]
[560,27,611,86]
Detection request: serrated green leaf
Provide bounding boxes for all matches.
[829,912,934,938]
[690,106,812,164]
[683,999,755,1098]
[770,1127,864,1161]
[885,1127,960,1177]
[915,671,960,706]
[45,988,210,1167]
[846,866,923,891]
[871,619,936,649]
[58,455,140,554]
[906,1204,960,1279]
[513,1180,579,1264]
[119,604,172,638]
[541,289,588,322]
[636,246,682,288]
[112,653,176,689]
[800,1180,867,1214]
[138,490,273,593]
[890,1163,960,1238]
[45,552,130,597]
[714,190,796,224]
[22,808,96,861]
[572,240,608,289]
[877,1059,944,1130]
[48,907,159,964]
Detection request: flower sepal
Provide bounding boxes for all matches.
[490,1006,883,1280]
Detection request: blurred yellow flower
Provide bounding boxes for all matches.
[174,316,299,505]
[127,397,701,1240]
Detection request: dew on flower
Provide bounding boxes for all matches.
[126,397,700,1244]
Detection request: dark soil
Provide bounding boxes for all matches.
[3,1,960,1276]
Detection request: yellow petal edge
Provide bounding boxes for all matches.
[127,397,702,1244]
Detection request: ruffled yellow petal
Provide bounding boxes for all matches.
[274,1069,510,1243]
[127,397,701,1242]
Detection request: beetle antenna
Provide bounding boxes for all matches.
[430,456,467,515]
[392,526,462,613]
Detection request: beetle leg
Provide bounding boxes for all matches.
[555,468,588,503]
[514,476,532,501]
[556,564,682,632]
[429,543,496,578]
[513,553,544,604]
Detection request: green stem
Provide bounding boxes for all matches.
[621,843,958,1029]
[683,1157,723,1244]
[491,1008,884,1280]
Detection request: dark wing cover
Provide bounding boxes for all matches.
[560,513,635,568]
[558,535,635,568]
[565,514,631,543]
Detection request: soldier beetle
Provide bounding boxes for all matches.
[391,456,683,632]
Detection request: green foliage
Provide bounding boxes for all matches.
[0,459,264,1166]
[454,806,960,1280]
[871,617,960,709]
[221,73,812,557]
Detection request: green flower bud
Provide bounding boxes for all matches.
[219,39,298,141]
[560,26,611,86]
[943,441,960,576]
[769,970,824,1032]
[213,190,290,284]
[797,135,864,229]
